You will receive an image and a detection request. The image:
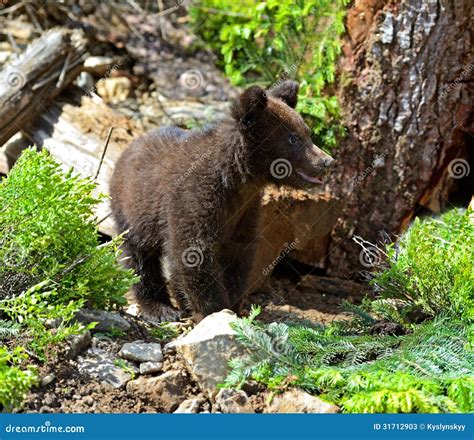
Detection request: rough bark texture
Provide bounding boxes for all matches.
[326,0,473,277]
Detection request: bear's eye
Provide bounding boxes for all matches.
[289,134,299,145]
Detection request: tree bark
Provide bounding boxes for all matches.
[326,0,473,277]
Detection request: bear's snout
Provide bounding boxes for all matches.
[321,155,335,170]
[311,144,334,171]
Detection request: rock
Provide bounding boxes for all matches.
[79,359,133,389]
[173,397,203,413]
[43,395,54,406]
[78,347,136,389]
[139,361,163,375]
[44,318,62,329]
[83,396,94,406]
[40,374,56,387]
[66,330,92,359]
[264,389,340,413]
[83,55,116,76]
[119,342,163,363]
[215,389,254,413]
[125,303,140,317]
[126,371,187,412]
[96,77,131,103]
[167,310,247,397]
[75,309,131,333]
[76,71,95,92]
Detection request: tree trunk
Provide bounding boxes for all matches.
[326,0,473,277]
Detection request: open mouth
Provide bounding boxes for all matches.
[296,169,324,184]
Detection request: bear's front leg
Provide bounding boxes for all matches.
[168,238,232,321]
[221,203,261,313]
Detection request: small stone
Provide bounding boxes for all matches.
[126,371,187,412]
[264,389,340,413]
[75,309,131,333]
[215,389,254,413]
[83,56,115,76]
[75,71,95,91]
[44,318,62,329]
[173,397,202,413]
[96,77,131,103]
[43,395,54,406]
[40,374,55,387]
[78,349,135,389]
[139,361,163,375]
[119,342,163,363]
[66,330,92,359]
[83,396,94,406]
[126,303,140,317]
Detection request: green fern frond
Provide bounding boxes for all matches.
[0,319,21,340]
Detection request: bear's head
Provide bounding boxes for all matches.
[231,80,334,188]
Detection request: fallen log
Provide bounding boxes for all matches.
[22,89,144,236]
[0,28,87,145]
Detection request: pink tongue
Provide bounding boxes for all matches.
[297,170,323,184]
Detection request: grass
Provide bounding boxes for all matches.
[225,208,474,413]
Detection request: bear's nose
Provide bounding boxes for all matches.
[323,157,335,169]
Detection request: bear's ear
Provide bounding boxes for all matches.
[269,80,299,108]
[231,86,267,125]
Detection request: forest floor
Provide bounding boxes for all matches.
[22,277,363,414]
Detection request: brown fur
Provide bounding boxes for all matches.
[110,81,334,321]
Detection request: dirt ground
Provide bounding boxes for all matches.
[22,274,364,414]
[249,277,364,325]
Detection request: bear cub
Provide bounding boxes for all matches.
[110,81,334,321]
